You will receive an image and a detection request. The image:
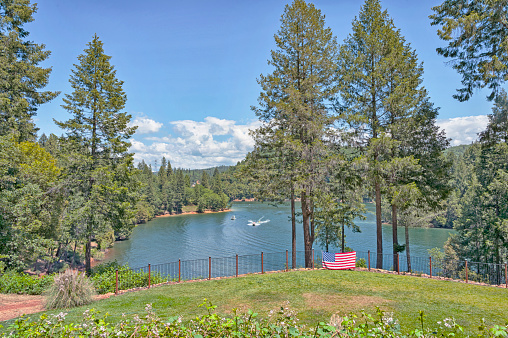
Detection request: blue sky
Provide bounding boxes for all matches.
[29,0,493,169]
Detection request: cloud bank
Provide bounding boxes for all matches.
[437,115,489,146]
[131,116,260,169]
[128,116,163,134]
[130,114,489,169]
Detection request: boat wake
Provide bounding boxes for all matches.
[248,216,270,226]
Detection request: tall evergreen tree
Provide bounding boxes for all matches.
[252,0,339,267]
[200,171,210,189]
[211,167,222,194]
[479,89,508,145]
[0,0,59,140]
[56,34,137,274]
[337,0,428,268]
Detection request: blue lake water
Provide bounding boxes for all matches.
[105,202,454,269]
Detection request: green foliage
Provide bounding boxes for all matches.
[0,136,63,271]
[90,261,164,294]
[250,0,340,268]
[3,302,508,337]
[431,0,508,101]
[337,0,447,269]
[0,0,60,141]
[356,258,367,268]
[445,141,508,265]
[480,89,508,145]
[55,34,138,274]
[0,270,54,295]
[44,269,96,309]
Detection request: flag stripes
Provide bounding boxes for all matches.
[322,251,356,270]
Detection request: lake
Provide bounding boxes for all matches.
[104,202,454,269]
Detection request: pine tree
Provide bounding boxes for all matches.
[0,0,59,140]
[337,0,428,268]
[200,171,210,189]
[56,34,137,274]
[211,168,222,194]
[252,0,339,268]
[479,89,508,145]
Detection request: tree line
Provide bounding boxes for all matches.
[0,2,246,275]
[1,0,506,277]
[242,0,508,270]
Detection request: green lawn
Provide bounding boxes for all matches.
[2,269,507,334]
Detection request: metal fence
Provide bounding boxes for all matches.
[112,250,508,294]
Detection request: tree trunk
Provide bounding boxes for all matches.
[341,221,345,253]
[375,181,383,269]
[72,240,77,269]
[392,204,398,270]
[301,189,313,268]
[405,224,411,272]
[291,183,296,269]
[85,234,92,275]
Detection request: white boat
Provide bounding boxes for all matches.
[248,216,269,226]
[231,215,236,220]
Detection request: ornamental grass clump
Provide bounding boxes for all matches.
[44,269,96,309]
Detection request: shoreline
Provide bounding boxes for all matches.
[155,209,231,218]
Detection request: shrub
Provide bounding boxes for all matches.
[4,302,508,337]
[356,258,367,268]
[90,261,165,294]
[44,269,96,309]
[0,270,54,295]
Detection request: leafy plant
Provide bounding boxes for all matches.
[3,302,508,337]
[0,271,54,295]
[356,258,367,268]
[44,269,96,309]
[90,261,164,294]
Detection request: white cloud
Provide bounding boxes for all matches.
[437,115,489,146]
[129,116,163,134]
[130,117,261,169]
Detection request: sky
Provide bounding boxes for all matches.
[28,0,494,169]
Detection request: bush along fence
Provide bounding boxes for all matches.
[100,250,508,295]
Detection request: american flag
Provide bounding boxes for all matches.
[322,251,356,270]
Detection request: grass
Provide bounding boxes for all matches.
[1,269,507,334]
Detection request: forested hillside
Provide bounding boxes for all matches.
[0,0,506,278]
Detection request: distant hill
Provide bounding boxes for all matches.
[444,144,471,156]
[176,165,232,183]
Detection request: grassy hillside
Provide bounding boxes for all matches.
[2,269,507,335]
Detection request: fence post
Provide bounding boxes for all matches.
[368,250,371,271]
[148,264,151,289]
[286,250,288,272]
[236,254,238,277]
[429,257,432,278]
[209,257,211,280]
[465,259,468,283]
[261,251,264,274]
[115,269,118,295]
[505,263,507,288]
[178,260,181,283]
[312,249,315,269]
[397,253,400,274]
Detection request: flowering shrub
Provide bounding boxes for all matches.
[2,300,507,337]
